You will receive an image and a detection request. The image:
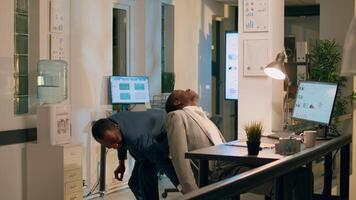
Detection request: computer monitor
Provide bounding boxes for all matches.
[110,76,150,104]
[292,81,338,125]
[225,31,239,100]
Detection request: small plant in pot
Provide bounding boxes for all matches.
[244,121,263,155]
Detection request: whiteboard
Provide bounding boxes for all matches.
[243,0,269,32]
[225,32,239,100]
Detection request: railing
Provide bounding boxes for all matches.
[181,134,352,200]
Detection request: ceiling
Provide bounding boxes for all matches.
[215,0,319,6]
[285,0,318,6]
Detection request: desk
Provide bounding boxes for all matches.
[185,136,351,200]
[186,137,282,187]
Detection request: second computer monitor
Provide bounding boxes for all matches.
[110,76,150,104]
[292,81,338,125]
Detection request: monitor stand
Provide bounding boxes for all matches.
[316,125,335,141]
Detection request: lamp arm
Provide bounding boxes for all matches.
[283,77,291,130]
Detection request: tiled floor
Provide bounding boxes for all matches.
[89,160,340,200]
[88,176,264,200]
[89,177,181,200]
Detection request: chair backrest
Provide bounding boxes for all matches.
[210,115,223,130]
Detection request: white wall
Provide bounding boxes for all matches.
[320,0,355,46]
[145,1,162,97]
[70,0,168,189]
[285,16,319,42]
[0,144,26,200]
[0,0,36,131]
[70,0,115,189]
[174,0,224,113]
[0,0,49,199]
[238,0,285,136]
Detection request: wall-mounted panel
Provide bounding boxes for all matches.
[243,39,269,76]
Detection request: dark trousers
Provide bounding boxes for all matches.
[128,159,179,200]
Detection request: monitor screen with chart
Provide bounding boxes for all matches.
[110,76,150,104]
[225,32,239,100]
[292,81,338,125]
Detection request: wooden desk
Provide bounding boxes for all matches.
[185,136,350,200]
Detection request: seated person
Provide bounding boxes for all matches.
[165,89,272,195]
[165,89,312,200]
[91,109,179,200]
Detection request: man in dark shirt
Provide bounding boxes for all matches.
[92,109,179,200]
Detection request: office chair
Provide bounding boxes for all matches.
[210,115,223,130]
[161,188,179,198]
[159,172,179,198]
[160,159,201,198]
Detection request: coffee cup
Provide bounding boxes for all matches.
[277,137,301,155]
[301,130,317,148]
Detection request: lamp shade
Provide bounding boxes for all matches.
[264,52,287,80]
[341,16,356,75]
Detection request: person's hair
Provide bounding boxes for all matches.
[165,93,177,113]
[91,118,116,140]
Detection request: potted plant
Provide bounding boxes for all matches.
[244,121,263,155]
[308,39,348,118]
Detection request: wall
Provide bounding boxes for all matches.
[145,1,162,97]
[0,144,25,200]
[238,0,285,137]
[319,0,355,113]
[0,0,50,199]
[70,0,168,190]
[320,0,354,46]
[0,1,26,196]
[0,0,36,131]
[70,0,112,189]
[174,0,224,113]
[285,16,319,42]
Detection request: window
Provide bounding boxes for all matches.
[161,3,174,93]
[14,0,29,114]
[113,7,128,76]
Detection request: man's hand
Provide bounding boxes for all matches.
[114,160,126,181]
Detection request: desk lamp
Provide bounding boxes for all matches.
[264,51,290,130]
[264,52,287,80]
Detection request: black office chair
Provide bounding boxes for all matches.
[159,171,179,198]
[210,115,223,130]
[161,188,179,198]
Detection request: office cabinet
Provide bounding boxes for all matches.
[27,144,83,200]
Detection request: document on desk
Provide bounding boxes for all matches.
[226,140,275,149]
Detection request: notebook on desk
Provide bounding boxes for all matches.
[263,131,301,139]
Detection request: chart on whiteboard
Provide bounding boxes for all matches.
[225,32,239,100]
[244,0,269,32]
